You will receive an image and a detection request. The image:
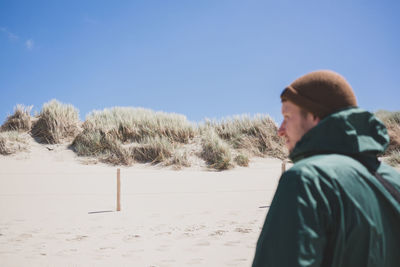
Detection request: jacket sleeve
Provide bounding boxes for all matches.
[252,169,330,267]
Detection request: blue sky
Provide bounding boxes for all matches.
[0,0,399,125]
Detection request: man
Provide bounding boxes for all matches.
[252,70,400,267]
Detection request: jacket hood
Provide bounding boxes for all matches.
[289,107,389,163]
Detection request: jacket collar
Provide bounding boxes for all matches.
[289,107,389,163]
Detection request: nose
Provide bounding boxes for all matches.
[278,121,285,137]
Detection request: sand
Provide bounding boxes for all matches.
[0,140,283,267]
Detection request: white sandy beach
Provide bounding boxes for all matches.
[0,140,284,267]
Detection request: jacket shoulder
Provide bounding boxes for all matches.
[285,154,361,181]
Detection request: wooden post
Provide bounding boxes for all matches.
[281,160,286,174]
[117,168,121,211]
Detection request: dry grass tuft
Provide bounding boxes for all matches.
[234,153,249,167]
[166,150,191,169]
[72,111,285,169]
[200,130,232,170]
[1,105,32,132]
[0,131,30,155]
[130,136,173,164]
[384,150,400,167]
[72,107,192,166]
[376,110,400,155]
[2,99,288,169]
[376,110,400,125]
[82,107,195,143]
[31,100,80,144]
[202,115,287,159]
[386,125,400,153]
[72,130,131,165]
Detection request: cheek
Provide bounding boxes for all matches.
[286,119,300,138]
[285,119,294,133]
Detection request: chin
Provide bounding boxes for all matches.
[285,142,293,153]
[286,143,295,153]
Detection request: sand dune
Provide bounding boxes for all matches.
[0,141,283,266]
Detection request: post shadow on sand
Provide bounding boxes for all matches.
[88,210,115,214]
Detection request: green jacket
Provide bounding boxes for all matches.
[252,108,400,267]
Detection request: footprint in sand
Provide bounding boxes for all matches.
[234,227,252,233]
[99,247,115,250]
[122,248,145,257]
[8,236,25,243]
[66,235,88,241]
[123,234,141,241]
[150,224,167,232]
[155,231,172,236]
[19,233,33,239]
[224,240,241,247]
[209,230,227,236]
[249,219,258,225]
[181,232,195,237]
[56,231,71,235]
[196,240,210,246]
[184,225,206,232]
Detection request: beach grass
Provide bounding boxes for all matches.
[81,107,195,143]
[234,153,250,167]
[31,99,80,144]
[1,102,287,169]
[385,150,400,167]
[202,114,287,159]
[0,99,344,170]
[376,110,400,162]
[166,150,191,169]
[3,101,400,168]
[130,136,174,164]
[0,131,30,155]
[200,129,233,170]
[375,110,400,125]
[72,107,194,166]
[1,104,32,132]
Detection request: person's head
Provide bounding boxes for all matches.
[278,70,357,152]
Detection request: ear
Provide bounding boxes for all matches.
[311,115,320,126]
[306,113,320,127]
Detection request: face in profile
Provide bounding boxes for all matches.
[278,101,320,153]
